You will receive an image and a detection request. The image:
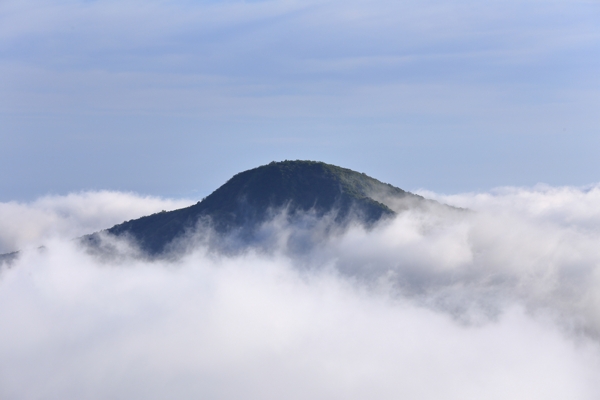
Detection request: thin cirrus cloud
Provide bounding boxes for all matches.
[2,0,598,116]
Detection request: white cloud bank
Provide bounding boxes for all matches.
[0,191,192,253]
[2,186,600,398]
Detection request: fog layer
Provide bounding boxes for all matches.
[0,191,192,253]
[2,186,600,399]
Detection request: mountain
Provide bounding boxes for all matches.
[82,160,437,256]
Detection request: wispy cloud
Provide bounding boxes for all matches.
[2,0,598,116]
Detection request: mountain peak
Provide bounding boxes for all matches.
[84,160,428,255]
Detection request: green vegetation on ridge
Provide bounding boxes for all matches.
[83,160,424,255]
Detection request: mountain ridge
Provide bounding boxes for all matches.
[1,160,452,261]
[83,160,433,256]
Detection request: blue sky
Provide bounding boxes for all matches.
[1,0,599,200]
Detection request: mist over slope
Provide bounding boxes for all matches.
[0,191,192,255]
[3,182,600,398]
[82,160,441,257]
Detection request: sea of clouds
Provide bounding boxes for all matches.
[2,186,600,399]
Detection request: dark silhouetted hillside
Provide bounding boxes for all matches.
[81,160,436,256]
